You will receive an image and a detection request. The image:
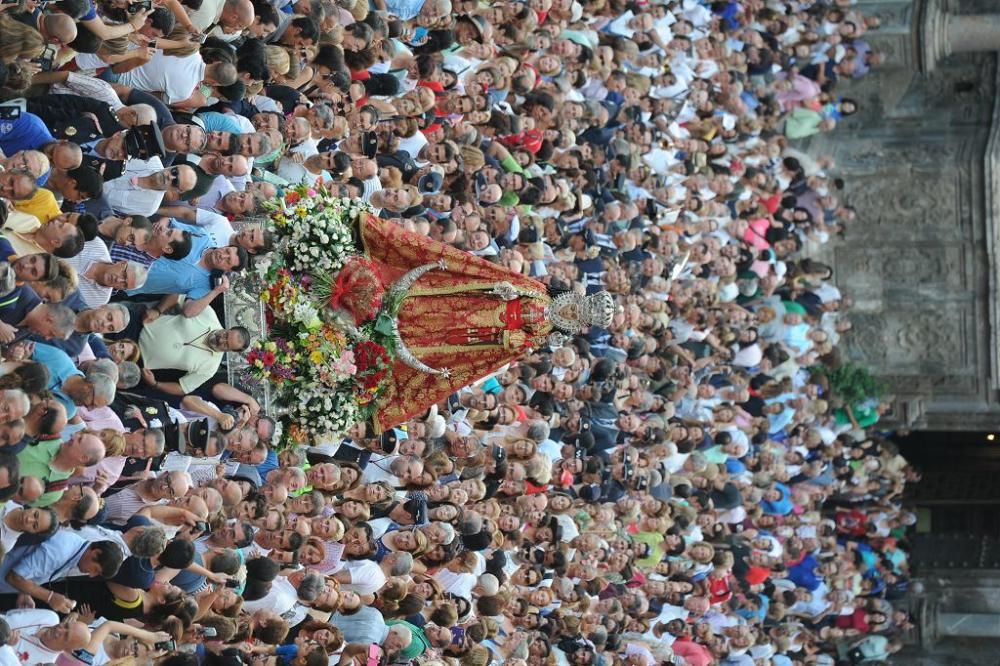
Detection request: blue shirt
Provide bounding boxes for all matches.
[127,257,212,298]
[196,111,247,134]
[32,342,83,391]
[0,112,54,155]
[384,0,425,19]
[0,531,90,593]
[127,222,214,298]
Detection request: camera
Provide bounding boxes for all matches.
[224,579,241,588]
[127,0,153,13]
[154,639,176,652]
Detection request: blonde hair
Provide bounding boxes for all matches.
[90,428,126,457]
[0,15,43,63]
[459,146,485,172]
[264,45,291,76]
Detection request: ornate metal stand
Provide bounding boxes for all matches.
[224,220,272,411]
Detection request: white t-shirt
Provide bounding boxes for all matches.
[0,502,23,555]
[194,209,236,248]
[0,645,18,666]
[433,568,476,599]
[5,609,61,665]
[118,51,207,104]
[242,575,297,616]
[338,559,387,595]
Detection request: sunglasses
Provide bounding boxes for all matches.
[167,167,182,189]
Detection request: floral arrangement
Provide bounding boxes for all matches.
[244,183,396,445]
[245,338,298,389]
[264,184,370,275]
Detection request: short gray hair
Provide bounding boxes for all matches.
[49,303,76,338]
[2,389,29,419]
[145,428,166,456]
[131,526,168,558]
[88,357,119,383]
[129,104,157,126]
[118,361,140,389]
[105,302,131,330]
[388,551,413,576]
[297,571,325,602]
[527,420,550,442]
[87,372,117,406]
[127,261,149,290]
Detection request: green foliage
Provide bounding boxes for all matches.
[822,363,884,408]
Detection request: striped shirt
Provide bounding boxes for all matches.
[110,242,155,267]
[65,238,113,308]
[103,486,161,524]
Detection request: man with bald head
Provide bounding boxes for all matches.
[214,0,255,38]
[38,13,78,46]
[5,608,92,662]
[17,429,106,507]
[43,140,84,171]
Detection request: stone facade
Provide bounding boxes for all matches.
[800,0,1000,430]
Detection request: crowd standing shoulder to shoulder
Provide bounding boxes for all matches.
[0,0,914,664]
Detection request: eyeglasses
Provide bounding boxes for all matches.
[167,167,182,190]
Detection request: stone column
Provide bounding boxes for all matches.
[919,0,1000,72]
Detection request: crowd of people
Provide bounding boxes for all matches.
[0,0,918,663]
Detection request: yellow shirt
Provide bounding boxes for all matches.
[1,210,44,257]
[15,189,61,224]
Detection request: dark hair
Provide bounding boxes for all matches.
[358,72,398,97]
[52,0,89,18]
[160,538,196,569]
[290,15,319,42]
[92,540,125,578]
[229,326,251,351]
[232,246,250,272]
[251,0,279,29]
[216,80,246,103]
[245,555,280,582]
[235,521,255,548]
[0,450,21,502]
[166,230,193,260]
[68,167,103,200]
[236,38,270,81]
[75,213,99,242]
[149,6,176,34]
[67,23,103,53]
[54,227,85,259]
[0,361,49,394]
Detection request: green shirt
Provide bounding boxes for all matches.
[16,438,72,507]
[386,620,430,661]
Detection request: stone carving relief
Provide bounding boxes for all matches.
[834,244,966,290]
[846,173,958,227]
[845,308,968,372]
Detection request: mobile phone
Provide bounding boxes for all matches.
[154,639,176,652]
[194,521,208,533]
[199,626,218,638]
[30,45,57,72]
[224,579,240,588]
[127,0,152,13]
[0,106,20,121]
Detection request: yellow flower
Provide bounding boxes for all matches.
[310,350,324,364]
[254,360,264,368]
